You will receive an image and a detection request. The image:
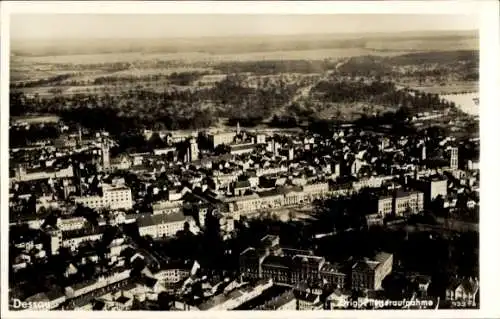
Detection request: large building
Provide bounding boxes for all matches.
[208,132,237,149]
[408,176,448,207]
[137,211,198,239]
[239,235,347,288]
[375,190,424,217]
[185,138,199,162]
[393,190,424,216]
[13,164,74,182]
[73,184,133,211]
[101,140,111,171]
[351,252,393,291]
[227,182,331,215]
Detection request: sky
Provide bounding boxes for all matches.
[10,14,479,39]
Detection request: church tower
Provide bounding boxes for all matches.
[189,138,199,162]
[450,147,458,170]
[101,140,110,170]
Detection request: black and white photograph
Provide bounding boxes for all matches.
[1,1,499,317]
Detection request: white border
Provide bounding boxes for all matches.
[1,1,499,319]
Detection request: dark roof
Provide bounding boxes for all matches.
[394,189,422,198]
[292,255,325,267]
[281,248,313,257]
[320,262,346,275]
[293,290,319,303]
[136,211,187,227]
[45,287,65,300]
[93,300,106,310]
[240,247,258,257]
[230,144,256,152]
[139,276,158,289]
[260,234,279,247]
[63,226,103,239]
[262,255,293,269]
[115,295,130,304]
[373,252,392,264]
[234,180,251,189]
[352,260,379,272]
[258,189,281,198]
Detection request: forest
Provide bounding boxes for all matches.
[9,74,459,142]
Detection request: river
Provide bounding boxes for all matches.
[440,92,479,116]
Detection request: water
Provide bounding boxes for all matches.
[440,93,479,116]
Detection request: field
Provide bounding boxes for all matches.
[10,31,480,126]
[364,37,478,51]
[13,48,409,67]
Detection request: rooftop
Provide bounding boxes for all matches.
[136,211,187,228]
[293,290,320,303]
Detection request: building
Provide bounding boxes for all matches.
[408,176,448,207]
[467,158,479,171]
[352,175,394,192]
[319,262,347,289]
[137,211,198,239]
[376,190,424,217]
[351,252,393,291]
[208,132,236,149]
[240,235,346,288]
[186,138,199,162]
[256,134,266,144]
[73,183,133,211]
[393,190,424,216]
[57,216,88,231]
[198,279,273,311]
[49,229,63,255]
[294,290,322,310]
[291,255,325,284]
[239,235,282,281]
[229,143,256,155]
[152,200,183,215]
[228,182,330,215]
[101,140,110,171]
[14,164,74,182]
[450,147,459,170]
[59,227,104,252]
[325,289,351,309]
[64,268,131,299]
[255,289,296,310]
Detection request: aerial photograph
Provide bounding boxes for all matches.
[7,12,480,311]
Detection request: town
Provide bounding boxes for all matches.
[9,109,479,310]
[7,12,481,313]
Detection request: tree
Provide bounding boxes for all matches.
[157,292,174,310]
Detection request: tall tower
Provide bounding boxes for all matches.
[450,147,458,170]
[189,138,199,162]
[288,147,294,161]
[236,121,241,135]
[15,164,26,181]
[101,140,110,170]
[78,126,82,146]
[421,143,426,160]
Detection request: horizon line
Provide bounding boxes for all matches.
[10,29,479,42]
